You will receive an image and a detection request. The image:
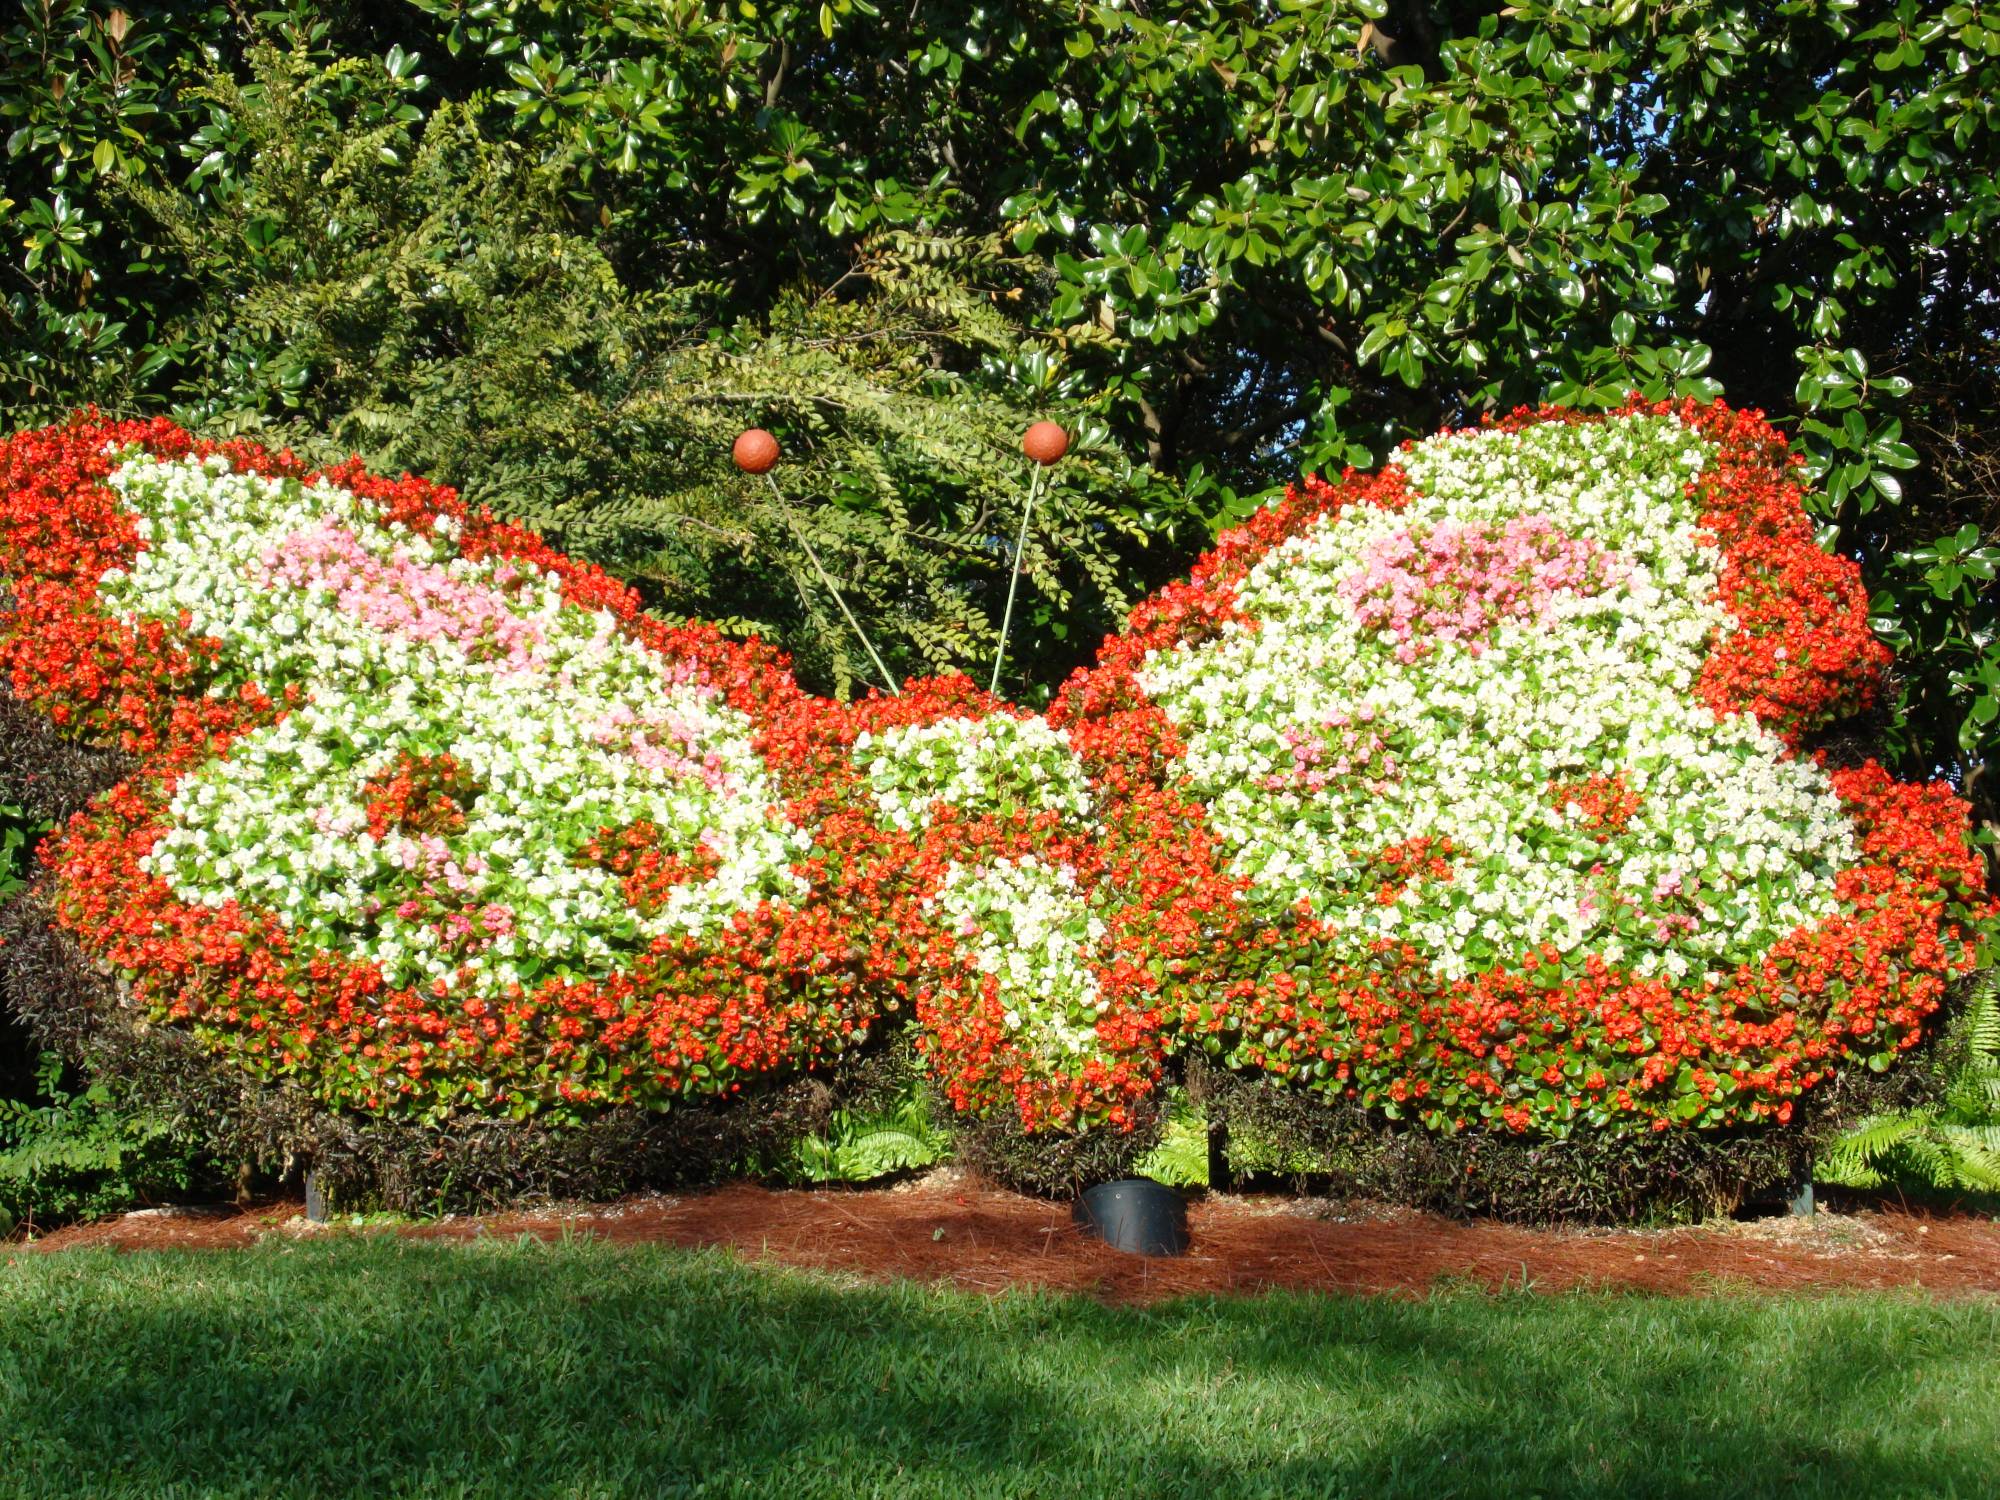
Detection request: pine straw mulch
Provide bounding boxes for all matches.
[14,1171,2000,1303]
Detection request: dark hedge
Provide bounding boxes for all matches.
[0,891,932,1213]
[0,677,134,829]
[947,1094,1167,1200]
[1185,1037,1951,1225]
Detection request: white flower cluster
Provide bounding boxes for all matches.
[928,856,1110,1057]
[1137,414,1861,983]
[852,715,1095,833]
[107,453,806,997]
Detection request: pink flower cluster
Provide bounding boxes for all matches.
[585,703,741,794]
[258,520,548,673]
[1337,516,1628,662]
[392,831,485,891]
[1262,707,1402,794]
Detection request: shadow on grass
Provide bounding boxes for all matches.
[1,1237,1995,1499]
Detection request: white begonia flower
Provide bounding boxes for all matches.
[1134,413,1859,982]
[854,715,1097,833]
[927,855,1111,1060]
[109,454,809,1000]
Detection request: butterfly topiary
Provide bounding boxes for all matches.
[0,401,1987,1171]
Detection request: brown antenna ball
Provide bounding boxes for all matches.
[1022,421,1069,466]
[732,428,781,474]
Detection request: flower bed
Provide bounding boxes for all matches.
[0,402,1989,1179]
[1051,399,1991,1138]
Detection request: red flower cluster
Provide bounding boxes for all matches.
[1674,403,1893,740]
[1547,773,1642,842]
[361,753,478,840]
[574,820,723,918]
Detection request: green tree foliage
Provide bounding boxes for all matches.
[98,41,1170,693]
[0,2,394,413]
[403,0,2000,854]
[1,1,1994,834]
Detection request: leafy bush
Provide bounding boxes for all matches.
[0,802,34,891]
[39,35,1180,698]
[0,400,1989,1217]
[0,1049,207,1236]
[1819,967,2000,1194]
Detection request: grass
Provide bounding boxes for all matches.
[1,1238,1996,1499]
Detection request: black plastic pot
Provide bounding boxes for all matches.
[1072,1177,1189,1257]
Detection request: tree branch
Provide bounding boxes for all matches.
[764,39,790,109]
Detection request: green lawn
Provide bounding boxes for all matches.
[1,1239,1995,1499]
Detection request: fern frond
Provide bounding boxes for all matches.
[792,1098,949,1183]
[1135,1101,1211,1189]
[1819,1111,1924,1187]
[1823,1110,1929,1169]
[1929,1125,2000,1190]
[1962,971,2000,1053]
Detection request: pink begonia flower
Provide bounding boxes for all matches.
[586,704,741,794]
[1337,517,1629,662]
[257,519,551,674]
[1261,711,1402,795]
